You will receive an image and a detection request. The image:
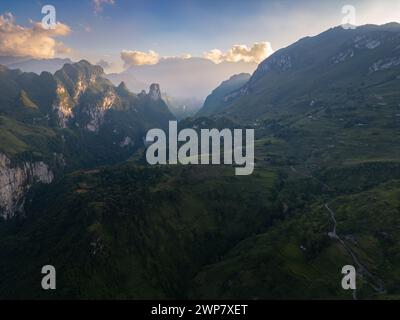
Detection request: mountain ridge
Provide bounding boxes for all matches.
[204,23,400,122]
[197,72,251,117]
[0,56,73,74]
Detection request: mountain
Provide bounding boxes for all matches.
[105,70,203,119]
[2,24,400,300]
[0,60,174,133]
[162,94,203,120]
[182,24,400,299]
[0,56,30,66]
[0,60,174,219]
[51,60,174,131]
[197,73,251,117]
[105,71,149,93]
[107,57,257,102]
[0,56,73,74]
[206,23,400,122]
[8,58,73,74]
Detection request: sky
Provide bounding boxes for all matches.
[0,0,399,72]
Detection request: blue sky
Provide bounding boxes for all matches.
[1,0,399,71]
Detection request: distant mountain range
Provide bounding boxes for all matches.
[162,93,203,120]
[0,56,73,74]
[107,57,257,100]
[107,57,258,118]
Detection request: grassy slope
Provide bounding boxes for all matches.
[190,180,400,299]
[0,115,56,157]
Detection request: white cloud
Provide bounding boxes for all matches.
[93,0,115,14]
[203,42,274,64]
[0,12,71,59]
[121,50,160,67]
[120,43,273,69]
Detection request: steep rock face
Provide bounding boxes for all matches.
[84,90,118,132]
[53,83,74,127]
[52,60,116,130]
[0,153,54,219]
[149,83,161,101]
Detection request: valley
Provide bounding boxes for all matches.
[1,22,400,300]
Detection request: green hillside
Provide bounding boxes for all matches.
[0,165,280,299]
[191,179,400,299]
[1,24,400,300]
[207,23,400,124]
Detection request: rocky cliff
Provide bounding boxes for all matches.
[0,60,175,219]
[0,153,54,219]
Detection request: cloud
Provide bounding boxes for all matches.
[93,0,115,14]
[0,12,71,59]
[119,43,273,69]
[203,42,274,64]
[120,51,192,68]
[121,50,160,67]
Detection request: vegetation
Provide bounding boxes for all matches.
[1,25,400,300]
[0,165,281,299]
